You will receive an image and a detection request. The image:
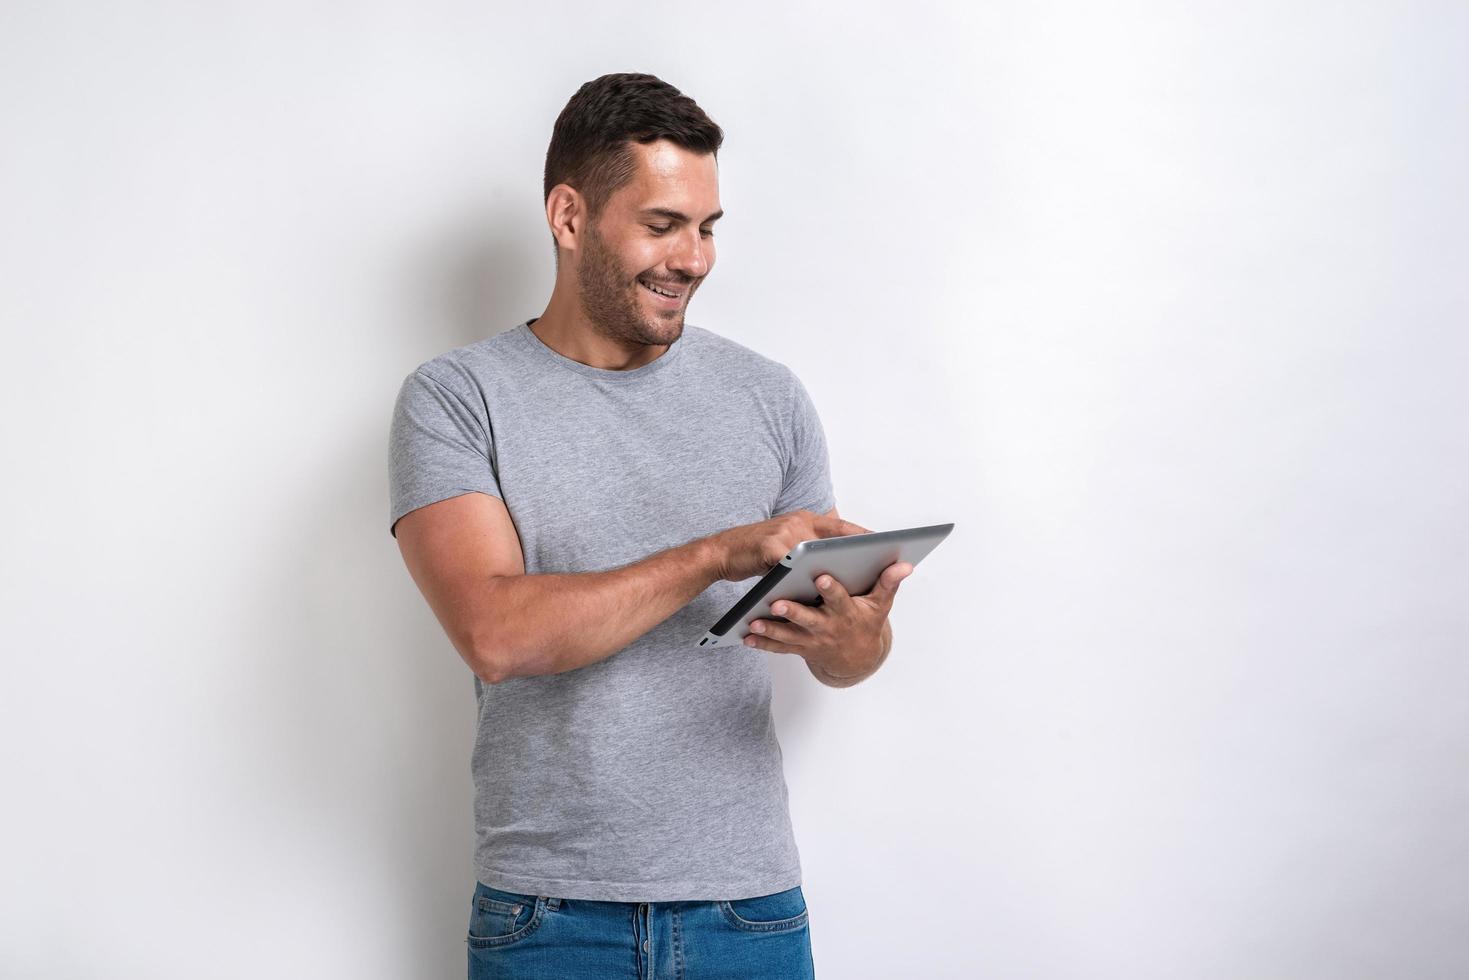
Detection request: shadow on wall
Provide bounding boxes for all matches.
[235,216,536,974]
[246,422,478,976]
[405,204,547,355]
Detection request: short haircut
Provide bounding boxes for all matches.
[543,73,723,259]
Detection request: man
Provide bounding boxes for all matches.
[388,72,913,979]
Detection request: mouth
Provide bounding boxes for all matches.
[638,277,686,306]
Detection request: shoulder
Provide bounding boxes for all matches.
[403,326,526,397]
[683,323,799,389]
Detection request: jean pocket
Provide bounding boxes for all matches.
[467,883,543,948]
[718,885,809,934]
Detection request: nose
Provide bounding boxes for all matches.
[667,228,710,280]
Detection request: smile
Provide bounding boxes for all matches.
[638,278,684,301]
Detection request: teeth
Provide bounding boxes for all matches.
[640,278,680,298]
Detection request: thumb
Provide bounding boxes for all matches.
[867,562,913,606]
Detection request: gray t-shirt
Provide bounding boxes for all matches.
[387,318,835,902]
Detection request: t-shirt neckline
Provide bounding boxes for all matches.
[516,317,688,383]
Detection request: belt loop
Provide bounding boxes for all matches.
[544,896,562,910]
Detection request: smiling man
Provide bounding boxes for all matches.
[388,72,912,979]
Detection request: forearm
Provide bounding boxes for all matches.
[808,619,893,688]
[482,536,725,683]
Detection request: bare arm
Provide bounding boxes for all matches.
[396,490,865,686]
[395,491,723,685]
[480,539,725,683]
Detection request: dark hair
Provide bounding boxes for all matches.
[543,73,723,252]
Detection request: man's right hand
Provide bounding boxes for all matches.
[709,509,871,582]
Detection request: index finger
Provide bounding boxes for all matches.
[816,515,871,537]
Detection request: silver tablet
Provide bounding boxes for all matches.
[695,522,955,649]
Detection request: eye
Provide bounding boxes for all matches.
[700,229,715,238]
[647,225,672,234]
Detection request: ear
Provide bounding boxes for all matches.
[546,184,584,252]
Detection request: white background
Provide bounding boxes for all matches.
[2,2,1466,977]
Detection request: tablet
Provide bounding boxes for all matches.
[695,522,955,649]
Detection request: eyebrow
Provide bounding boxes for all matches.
[639,207,724,224]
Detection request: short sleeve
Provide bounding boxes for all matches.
[388,368,503,538]
[771,368,836,517]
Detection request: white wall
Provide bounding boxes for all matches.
[2,2,1465,977]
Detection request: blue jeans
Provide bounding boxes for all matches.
[466,880,816,979]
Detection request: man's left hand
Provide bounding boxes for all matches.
[742,560,914,679]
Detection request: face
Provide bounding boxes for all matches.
[573,139,721,348]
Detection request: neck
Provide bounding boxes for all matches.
[531,292,672,371]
